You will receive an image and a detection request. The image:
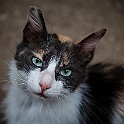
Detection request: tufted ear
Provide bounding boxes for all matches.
[76,29,107,62]
[23,6,47,43]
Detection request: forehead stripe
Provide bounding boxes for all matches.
[47,59,58,72]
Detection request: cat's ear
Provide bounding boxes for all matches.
[23,6,47,43]
[76,29,107,62]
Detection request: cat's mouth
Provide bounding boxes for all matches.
[35,92,48,98]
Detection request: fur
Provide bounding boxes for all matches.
[2,6,124,124]
[4,60,82,124]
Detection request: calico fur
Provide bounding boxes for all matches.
[2,6,124,124]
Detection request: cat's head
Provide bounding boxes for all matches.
[13,6,106,100]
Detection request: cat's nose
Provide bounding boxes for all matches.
[39,83,51,92]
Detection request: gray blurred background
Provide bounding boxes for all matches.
[0,0,124,106]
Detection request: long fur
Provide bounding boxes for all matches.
[1,6,124,124]
[1,63,124,124]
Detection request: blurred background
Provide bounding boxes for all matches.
[0,0,124,113]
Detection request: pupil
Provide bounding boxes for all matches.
[65,70,68,74]
[36,59,40,63]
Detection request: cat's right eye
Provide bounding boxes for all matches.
[60,69,72,77]
[32,57,43,67]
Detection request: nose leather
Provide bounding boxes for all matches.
[39,83,51,92]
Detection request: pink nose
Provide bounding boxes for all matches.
[39,83,51,92]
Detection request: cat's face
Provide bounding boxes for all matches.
[13,6,106,100]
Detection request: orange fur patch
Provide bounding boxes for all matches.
[57,34,72,43]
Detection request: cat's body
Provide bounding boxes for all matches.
[3,6,124,124]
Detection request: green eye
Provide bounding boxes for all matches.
[60,69,72,77]
[32,57,42,67]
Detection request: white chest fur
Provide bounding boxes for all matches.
[4,84,82,124]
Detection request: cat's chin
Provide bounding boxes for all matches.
[35,92,48,98]
[32,91,54,99]
[33,91,68,100]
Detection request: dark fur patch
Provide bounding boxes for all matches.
[78,64,124,124]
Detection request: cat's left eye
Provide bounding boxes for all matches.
[60,69,72,77]
[32,57,43,67]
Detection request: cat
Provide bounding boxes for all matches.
[2,6,124,124]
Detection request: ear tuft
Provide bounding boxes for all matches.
[76,29,107,62]
[23,6,47,43]
[27,6,47,32]
[89,29,107,41]
[80,29,107,53]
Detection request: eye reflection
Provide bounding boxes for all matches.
[32,57,43,67]
[60,69,72,77]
